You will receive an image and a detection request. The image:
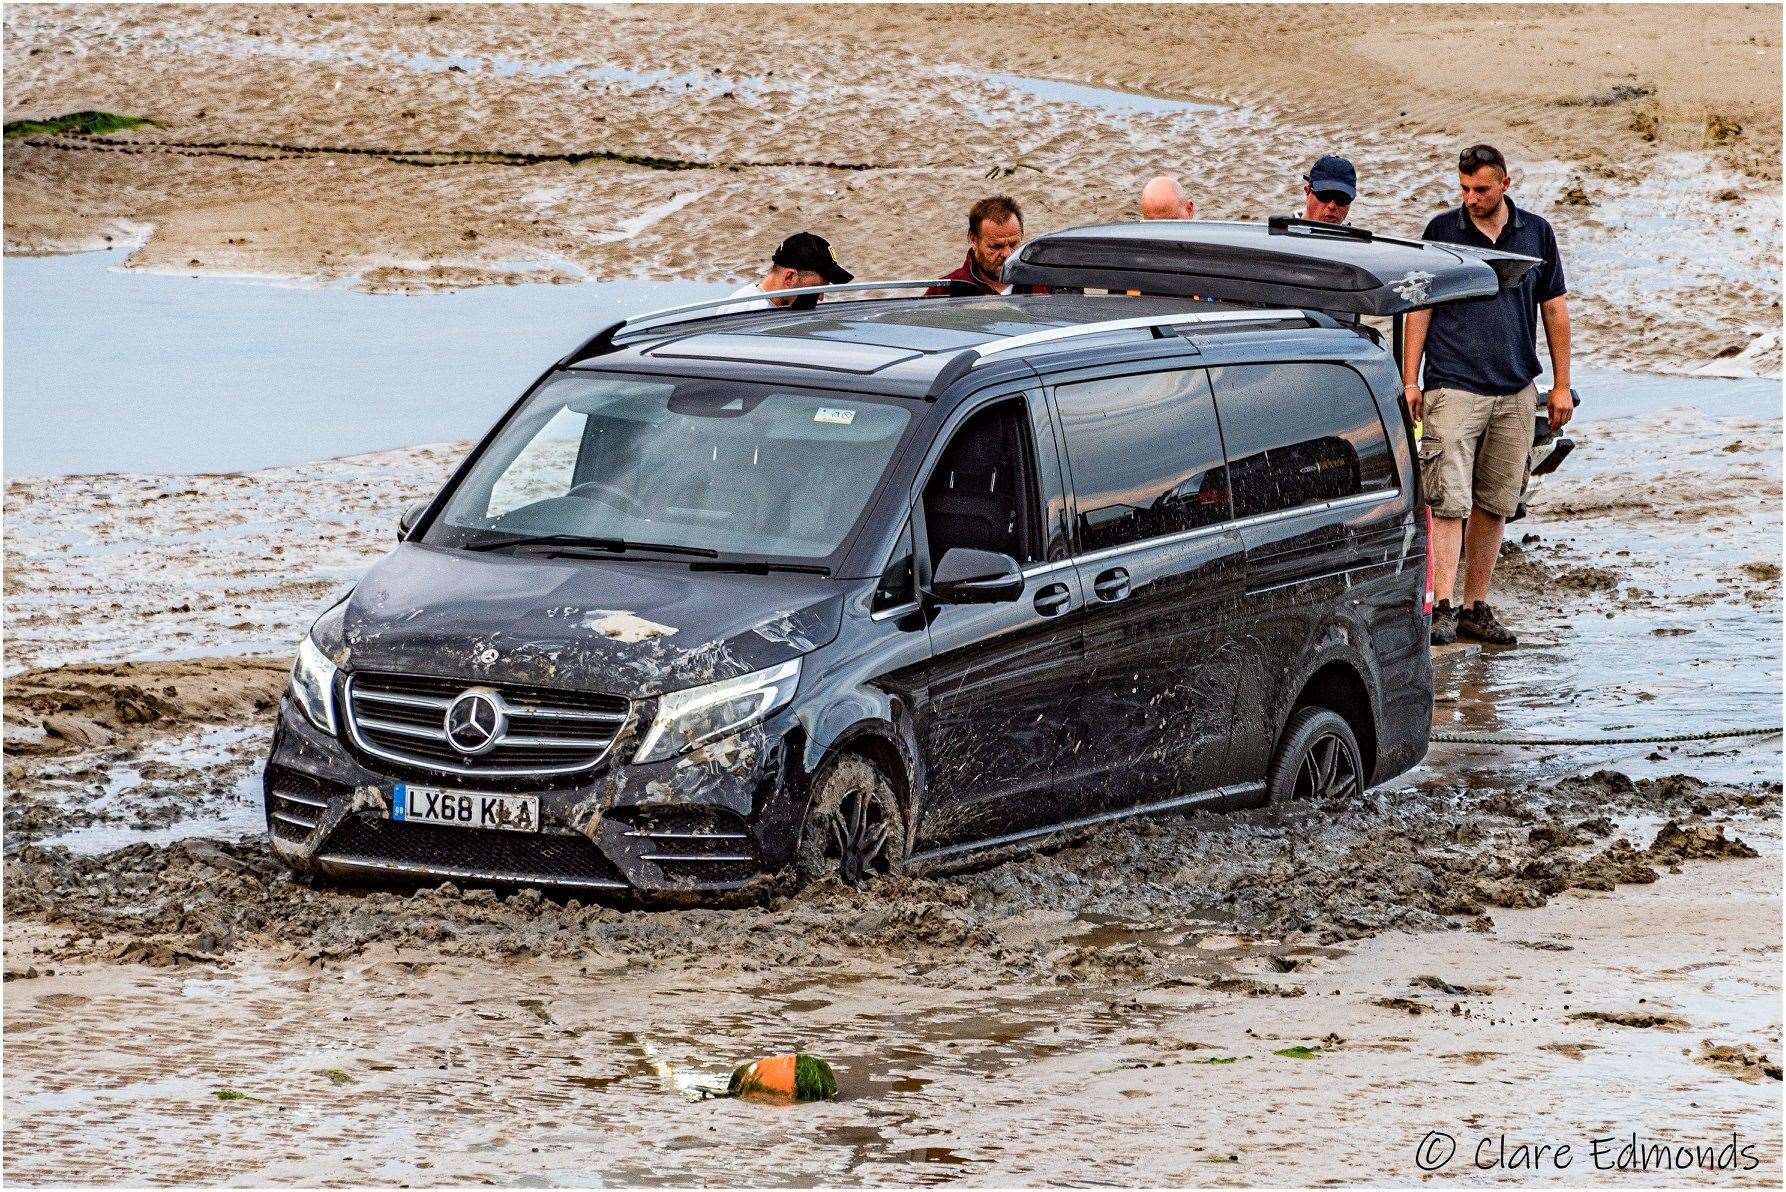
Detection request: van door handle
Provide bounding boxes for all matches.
[1093,567,1131,602]
[1033,582,1071,616]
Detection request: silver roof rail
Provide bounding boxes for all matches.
[973,308,1309,359]
[561,278,953,365]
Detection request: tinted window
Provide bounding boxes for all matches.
[921,400,1041,567]
[873,519,915,611]
[1052,370,1231,553]
[1211,363,1395,519]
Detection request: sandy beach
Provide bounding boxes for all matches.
[4,4,1782,1185]
[4,4,1781,374]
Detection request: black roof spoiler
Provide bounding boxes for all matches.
[1004,218,1539,316]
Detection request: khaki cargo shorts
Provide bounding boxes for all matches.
[1419,383,1535,520]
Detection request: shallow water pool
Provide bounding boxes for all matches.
[3,252,722,477]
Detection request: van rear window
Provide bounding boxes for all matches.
[1210,363,1395,519]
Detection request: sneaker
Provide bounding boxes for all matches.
[1430,600,1458,645]
[1457,600,1517,646]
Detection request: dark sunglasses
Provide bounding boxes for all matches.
[1312,190,1353,206]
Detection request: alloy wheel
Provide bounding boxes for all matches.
[826,785,892,884]
[1293,732,1359,802]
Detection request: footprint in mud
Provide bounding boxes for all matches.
[1411,975,1489,996]
[1438,1050,1501,1066]
[1207,976,1306,998]
[1540,1041,1601,1060]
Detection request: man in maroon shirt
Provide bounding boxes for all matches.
[926,195,1049,297]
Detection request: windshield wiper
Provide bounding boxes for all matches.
[688,559,832,576]
[461,533,718,558]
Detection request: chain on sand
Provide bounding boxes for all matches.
[1431,726,1782,747]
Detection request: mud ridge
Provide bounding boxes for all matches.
[3,656,286,758]
[15,133,940,173]
[4,769,1774,980]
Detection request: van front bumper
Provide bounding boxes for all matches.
[262,697,810,897]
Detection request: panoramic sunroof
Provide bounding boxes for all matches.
[645,332,923,374]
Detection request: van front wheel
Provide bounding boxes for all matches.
[795,754,906,887]
[1266,707,1363,805]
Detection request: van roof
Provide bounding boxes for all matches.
[571,292,1350,398]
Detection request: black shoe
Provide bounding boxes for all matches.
[1457,600,1517,646]
[1430,600,1458,645]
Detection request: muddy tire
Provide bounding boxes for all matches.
[1266,707,1364,805]
[795,754,906,887]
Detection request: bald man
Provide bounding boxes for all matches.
[1138,176,1194,220]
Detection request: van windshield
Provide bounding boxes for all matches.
[427,372,913,562]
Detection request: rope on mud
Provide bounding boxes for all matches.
[15,133,928,172]
[1432,726,1783,747]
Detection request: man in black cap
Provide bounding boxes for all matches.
[724,232,852,312]
[1301,155,1357,224]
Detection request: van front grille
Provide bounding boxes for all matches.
[343,672,630,778]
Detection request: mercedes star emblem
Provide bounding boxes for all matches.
[444,689,505,756]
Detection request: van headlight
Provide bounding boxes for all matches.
[633,658,801,764]
[289,634,339,736]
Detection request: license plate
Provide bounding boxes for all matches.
[392,783,539,833]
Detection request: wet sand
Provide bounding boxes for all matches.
[4,808,1779,1185]
[3,4,1781,377]
[3,301,1781,1191]
[3,4,1783,1184]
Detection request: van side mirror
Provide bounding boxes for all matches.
[398,499,429,540]
[928,547,1024,604]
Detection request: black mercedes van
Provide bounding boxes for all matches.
[263,220,1536,894]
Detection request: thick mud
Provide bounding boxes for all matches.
[5,816,1778,1186]
[7,767,1776,980]
[2,656,285,756]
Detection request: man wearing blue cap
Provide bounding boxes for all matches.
[1302,155,1357,224]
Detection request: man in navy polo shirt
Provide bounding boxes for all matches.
[1401,143,1572,648]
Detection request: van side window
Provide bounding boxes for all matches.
[873,519,915,611]
[921,400,1040,568]
[1052,370,1231,553]
[1211,363,1395,519]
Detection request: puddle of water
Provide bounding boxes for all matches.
[1402,366,1782,791]
[29,725,269,855]
[983,72,1225,116]
[1569,366,1781,420]
[41,782,265,856]
[3,252,722,476]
